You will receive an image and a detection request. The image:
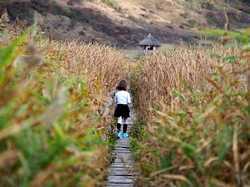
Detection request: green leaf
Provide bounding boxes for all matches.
[223,55,239,64]
[160,153,174,169]
[172,90,186,101]
[244,105,250,115]
[0,31,28,84]
[0,32,27,70]
[242,44,250,51]
[215,126,233,161]
[181,142,197,160]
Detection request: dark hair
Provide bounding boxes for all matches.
[116,80,127,91]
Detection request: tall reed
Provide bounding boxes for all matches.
[0,35,129,187]
[132,46,240,119]
[131,45,249,186]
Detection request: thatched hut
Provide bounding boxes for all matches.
[139,33,161,52]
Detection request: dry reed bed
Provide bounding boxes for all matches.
[40,39,130,137]
[40,40,129,94]
[133,46,240,119]
[131,46,249,186]
[0,37,129,187]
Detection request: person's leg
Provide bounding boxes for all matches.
[117,117,123,139]
[122,117,128,138]
[117,123,121,132]
[123,123,127,133]
[117,117,122,132]
[123,105,130,134]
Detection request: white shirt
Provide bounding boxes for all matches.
[115,90,131,105]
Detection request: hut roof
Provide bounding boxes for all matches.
[139,33,161,47]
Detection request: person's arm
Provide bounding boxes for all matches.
[114,92,118,105]
[127,93,133,112]
[127,92,132,104]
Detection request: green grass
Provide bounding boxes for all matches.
[101,0,120,10]
[200,28,250,44]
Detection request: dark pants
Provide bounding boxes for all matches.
[114,104,130,133]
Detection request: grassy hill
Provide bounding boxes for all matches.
[1,0,250,47]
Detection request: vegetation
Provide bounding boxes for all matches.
[0,7,249,186]
[0,30,129,186]
[130,44,249,186]
[201,28,250,45]
[100,0,120,10]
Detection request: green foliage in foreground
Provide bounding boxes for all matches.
[0,35,108,187]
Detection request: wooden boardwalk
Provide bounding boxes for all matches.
[106,109,137,187]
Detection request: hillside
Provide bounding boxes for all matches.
[1,0,250,47]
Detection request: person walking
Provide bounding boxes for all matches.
[114,80,131,139]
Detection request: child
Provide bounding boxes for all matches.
[114,80,131,139]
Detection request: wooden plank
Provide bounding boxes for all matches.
[115,148,131,152]
[112,157,133,162]
[108,176,134,184]
[116,142,129,146]
[114,155,134,160]
[109,171,132,176]
[114,147,130,150]
[106,183,134,187]
[109,169,135,176]
[116,140,129,144]
[115,152,133,156]
[109,172,137,177]
[111,161,134,165]
[110,166,131,170]
[111,163,131,167]
[115,145,130,149]
[114,149,131,153]
[110,161,133,168]
[115,147,129,150]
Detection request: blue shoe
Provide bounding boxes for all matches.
[123,132,129,138]
[117,131,123,139]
